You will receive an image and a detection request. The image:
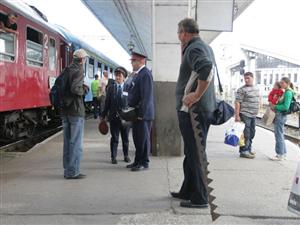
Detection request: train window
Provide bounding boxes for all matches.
[26,27,43,67]
[88,58,94,78]
[0,32,15,61]
[49,38,56,70]
[97,62,102,76]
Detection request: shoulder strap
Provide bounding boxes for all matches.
[214,64,223,94]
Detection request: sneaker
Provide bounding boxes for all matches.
[240,152,255,159]
[111,158,117,164]
[270,155,283,161]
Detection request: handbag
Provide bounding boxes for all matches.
[284,96,300,115]
[210,65,234,125]
[119,107,138,122]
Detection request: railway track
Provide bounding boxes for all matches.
[0,126,62,153]
[256,116,300,144]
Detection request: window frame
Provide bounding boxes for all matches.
[26,25,44,68]
[0,11,16,63]
[48,36,56,71]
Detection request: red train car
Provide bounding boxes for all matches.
[0,0,64,139]
[0,0,119,141]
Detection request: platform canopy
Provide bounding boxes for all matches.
[81,0,254,59]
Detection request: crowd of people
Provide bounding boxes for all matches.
[57,17,295,210]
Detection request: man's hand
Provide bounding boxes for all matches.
[182,92,200,108]
[235,114,241,122]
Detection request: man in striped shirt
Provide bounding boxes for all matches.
[235,72,260,159]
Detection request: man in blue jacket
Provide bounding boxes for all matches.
[101,67,131,164]
[126,51,154,172]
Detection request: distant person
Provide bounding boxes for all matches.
[62,49,89,179]
[99,70,109,114]
[91,74,101,119]
[126,51,154,172]
[270,77,295,160]
[172,18,217,209]
[268,81,284,105]
[0,13,18,35]
[101,67,131,164]
[235,72,260,159]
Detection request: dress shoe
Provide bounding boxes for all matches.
[126,162,137,168]
[124,156,131,163]
[111,158,117,164]
[170,192,189,200]
[180,200,208,208]
[65,173,86,179]
[131,164,148,172]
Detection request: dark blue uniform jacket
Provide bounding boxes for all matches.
[128,67,154,121]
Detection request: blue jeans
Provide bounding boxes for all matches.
[62,116,84,178]
[239,114,256,153]
[274,112,287,156]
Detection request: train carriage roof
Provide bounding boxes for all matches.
[1,0,119,68]
[1,0,59,35]
[54,25,119,68]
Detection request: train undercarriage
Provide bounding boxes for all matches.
[0,108,58,141]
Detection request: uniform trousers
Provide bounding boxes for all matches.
[132,120,152,166]
[110,119,129,159]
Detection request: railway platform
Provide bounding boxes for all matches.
[1,119,300,225]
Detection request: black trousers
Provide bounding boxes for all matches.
[177,110,212,204]
[93,97,101,118]
[132,120,152,166]
[110,119,129,159]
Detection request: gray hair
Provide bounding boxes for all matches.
[178,18,199,34]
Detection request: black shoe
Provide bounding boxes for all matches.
[170,192,189,200]
[124,156,131,163]
[65,173,86,179]
[126,162,137,168]
[180,200,208,208]
[111,158,117,164]
[131,164,148,172]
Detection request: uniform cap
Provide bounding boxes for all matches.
[73,49,88,59]
[98,120,109,135]
[130,50,149,60]
[114,66,128,78]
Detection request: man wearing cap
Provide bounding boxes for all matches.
[126,51,154,172]
[61,48,89,179]
[101,67,131,164]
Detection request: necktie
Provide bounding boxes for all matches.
[117,85,122,107]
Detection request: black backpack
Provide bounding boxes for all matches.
[49,68,72,109]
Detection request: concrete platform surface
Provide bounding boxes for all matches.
[1,119,300,225]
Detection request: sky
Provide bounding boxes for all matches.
[22,0,300,80]
[23,0,132,70]
[211,0,300,83]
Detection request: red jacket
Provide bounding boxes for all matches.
[268,88,284,105]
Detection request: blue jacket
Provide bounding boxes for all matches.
[102,82,128,121]
[128,67,154,121]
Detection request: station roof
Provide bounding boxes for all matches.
[81,0,254,58]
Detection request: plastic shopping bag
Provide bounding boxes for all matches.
[224,122,245,147]
[239,134,245,147]
[288,161,300,216]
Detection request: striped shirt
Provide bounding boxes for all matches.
[235,85,260,118]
